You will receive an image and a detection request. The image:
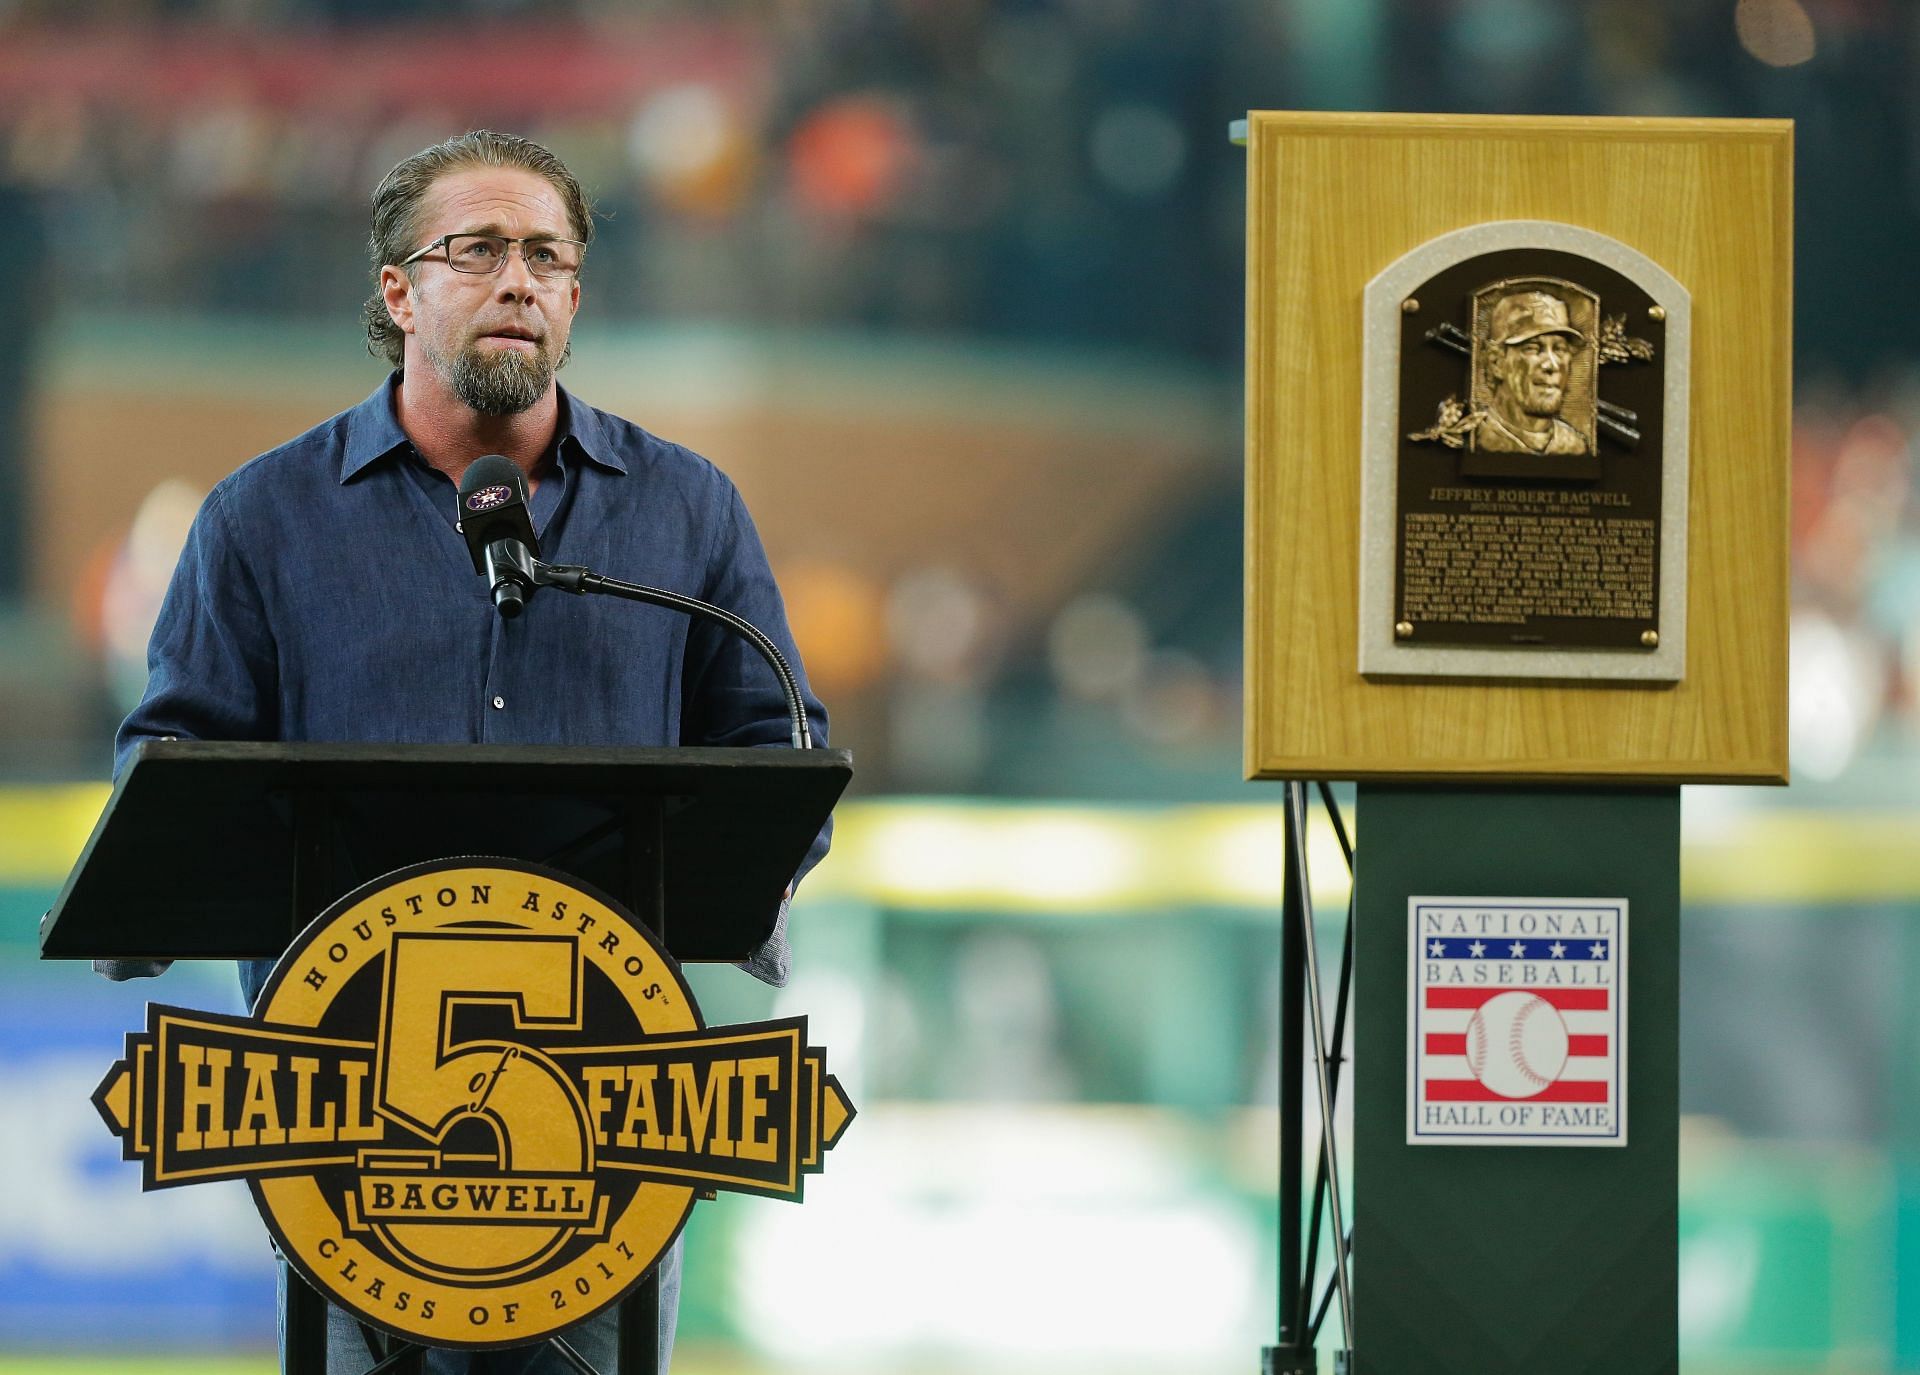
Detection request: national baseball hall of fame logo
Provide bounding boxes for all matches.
[1407,897,1626,1147]
[91,859,856,1348]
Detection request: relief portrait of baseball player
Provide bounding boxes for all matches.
[1473,289,1592,457]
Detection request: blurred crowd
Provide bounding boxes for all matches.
[0,1,1243,362]
[0,0,1910,363]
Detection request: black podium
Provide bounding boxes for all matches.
[40,739,852,1375]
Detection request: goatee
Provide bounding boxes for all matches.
[446,343,555,417]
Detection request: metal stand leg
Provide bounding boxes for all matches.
[362,1339,427,1375]
[1265,786,1308,1375]
[617,1270,662,1375]
[548,1333,606,1375]
[1286,783,1353,1347]
[1262,782,1356,1375]
[286,1267,329,1375]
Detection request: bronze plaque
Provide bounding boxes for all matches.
[1358,223,1689,682]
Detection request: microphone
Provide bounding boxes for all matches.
[451,459,816,747]
[457,455,538,619]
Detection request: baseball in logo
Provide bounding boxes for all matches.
[1406,897,1625,1146]
[91,859,855,1347]
[465,485,513,512]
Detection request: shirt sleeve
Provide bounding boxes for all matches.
[679,480,833,946]
[114,483,279,779]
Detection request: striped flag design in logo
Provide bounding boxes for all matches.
[1408,901,1626,1146]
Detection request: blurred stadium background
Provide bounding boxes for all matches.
[0,0,1914,1371]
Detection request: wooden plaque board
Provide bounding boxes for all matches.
[1244,112,1790,784]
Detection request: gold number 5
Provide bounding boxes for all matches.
[373,932,593,1277]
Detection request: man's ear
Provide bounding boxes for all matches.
[381,266,415,335]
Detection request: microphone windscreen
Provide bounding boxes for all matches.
[457,455,538,573]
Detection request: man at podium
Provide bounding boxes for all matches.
[104,130,831,1374]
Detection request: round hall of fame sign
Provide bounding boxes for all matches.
[93,858,855,1349]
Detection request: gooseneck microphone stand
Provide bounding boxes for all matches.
[483,537,814,750]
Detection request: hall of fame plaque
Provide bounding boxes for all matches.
[1359,221,1691,683]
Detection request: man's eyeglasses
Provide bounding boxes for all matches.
[400,234,586,280]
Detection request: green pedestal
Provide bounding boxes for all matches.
[1352,784,1679,1375]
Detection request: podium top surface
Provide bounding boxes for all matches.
[40,740,851,964]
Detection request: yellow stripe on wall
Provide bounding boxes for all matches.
[1682,812,1920,905]
[0,787,1912,910]
[0,784,109,886]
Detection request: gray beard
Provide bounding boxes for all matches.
[444,343,554,417]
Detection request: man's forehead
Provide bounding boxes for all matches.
[419,166,570,235]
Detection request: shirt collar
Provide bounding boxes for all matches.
[339,372,629,483]
[555,386,628,476]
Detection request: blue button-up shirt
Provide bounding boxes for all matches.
[116,374,829,986]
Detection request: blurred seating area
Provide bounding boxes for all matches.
[0,1,1240,359]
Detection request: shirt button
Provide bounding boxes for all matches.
[492,696,506,710]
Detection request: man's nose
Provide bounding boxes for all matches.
[493,244,539,299]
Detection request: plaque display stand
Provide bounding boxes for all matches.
[41,739,852,1375]
[1238,112,1792,1375]
[1352,785,1679,1373]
